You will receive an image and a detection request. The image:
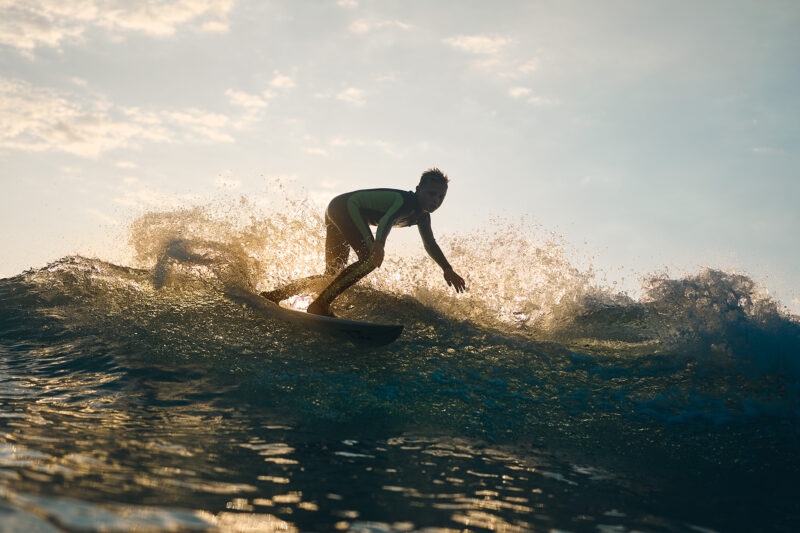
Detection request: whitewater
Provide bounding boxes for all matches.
[1,195,798,532]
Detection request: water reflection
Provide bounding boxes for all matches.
[1,384,661,533]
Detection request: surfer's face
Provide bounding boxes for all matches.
[416,182,448,213]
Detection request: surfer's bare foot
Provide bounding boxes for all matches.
[260,290,282,303]
[307,300,335,318]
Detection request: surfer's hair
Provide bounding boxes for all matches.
[419,168,449,187]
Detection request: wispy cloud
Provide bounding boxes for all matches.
[509,87,532,99]
[225,87,281,127]
[443,34,513,55]
[0,77,234,158]
[375,73,397,84]
[337,0,358,8]
[201,20,229,33]
[508,86,558,106]
[164,108,232,142]
[0,0,234,55]
[752,147,784,155]
[348,19,411,35]
[225,89,269,109]
[447,38,551,105]
[527,95,557,106]
[95,0,234,35]
[270,71,296,89]
[442,33,537,76]
[336,87,366,106]
[517,58,540,74]
[443,33,546,91]
[497,57,541,79]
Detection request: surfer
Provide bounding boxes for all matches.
[261,168,466,317]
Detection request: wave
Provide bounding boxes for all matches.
[2,196,797,448]
[2,194,799,533]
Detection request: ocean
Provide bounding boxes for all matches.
[1,203,798,532]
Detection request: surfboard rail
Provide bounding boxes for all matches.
[225,286,403,346]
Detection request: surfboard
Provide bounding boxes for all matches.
[225,286,403,346]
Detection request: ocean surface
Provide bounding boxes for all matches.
[1,204,799,532]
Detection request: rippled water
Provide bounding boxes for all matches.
[1,204,799,532]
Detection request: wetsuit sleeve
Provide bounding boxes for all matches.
[374,193,405,244]
[347,196,376,248]
[417,214,451,270]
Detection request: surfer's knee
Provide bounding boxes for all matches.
[351,249,378,270]
[365,254,383,271]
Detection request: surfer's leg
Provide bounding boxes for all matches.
[307,255,377,316]
[260,274,329,303]
[325,213,350,275]
[307,197,374,316]
[261,203,352,303]
[324,195,372,263]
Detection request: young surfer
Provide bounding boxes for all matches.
[261,168,467,316]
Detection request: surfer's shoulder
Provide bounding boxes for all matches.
[345,188,409,209]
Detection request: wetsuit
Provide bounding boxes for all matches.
[264,188,450,308]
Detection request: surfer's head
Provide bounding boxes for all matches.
[416,168,449,213]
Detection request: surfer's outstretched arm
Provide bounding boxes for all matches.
[418,216,466,293]
[443,268,466,293]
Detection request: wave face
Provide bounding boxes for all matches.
[1,199,798,532]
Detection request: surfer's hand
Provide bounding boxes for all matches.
[444,268,466,293]
[369,241,385,268]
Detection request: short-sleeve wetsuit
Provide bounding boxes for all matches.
[262,188,450,310]
[324,188,451,273]
[314,188,450,308]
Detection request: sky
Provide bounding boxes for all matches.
[1,0,798,312]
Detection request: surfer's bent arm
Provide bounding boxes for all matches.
[369,193,405,268]
[348,190,405,268]
[418,216,466,293]
[374,194,405,245]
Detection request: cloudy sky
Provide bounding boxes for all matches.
[1,0,798,311]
